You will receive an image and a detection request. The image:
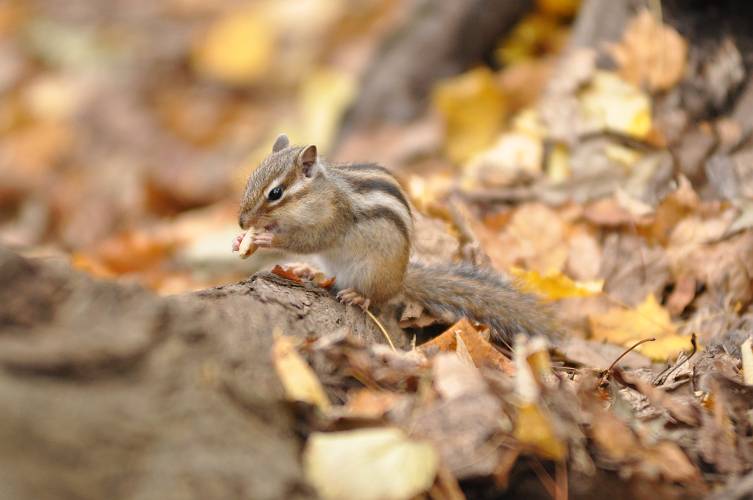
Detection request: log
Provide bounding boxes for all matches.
[0,247,393,500]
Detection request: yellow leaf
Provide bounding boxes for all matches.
[433,67,506,164]
[272,333,330,411]
[299,67,356,152]
[537,0,581,17]
[511,267,602,300]
[495,13,561,65]
[579,71,652,138]
[304,428,439,500]
[192,7,274,85]
[589,294,692,360]
[514,403,567,461]
[609,9,688,91]
[546,143,571,182]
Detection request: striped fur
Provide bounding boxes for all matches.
[239,138,554,342]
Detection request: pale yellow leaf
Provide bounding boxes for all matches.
[546,143,571,182]
[741,336,753,386]
[272,334,330,411]
[304,428,439,500]
[578,71,651,138]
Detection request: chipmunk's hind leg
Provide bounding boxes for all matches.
[336,288,370,311]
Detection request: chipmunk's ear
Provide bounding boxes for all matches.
[297,144,318,177]
[272,133,289,152]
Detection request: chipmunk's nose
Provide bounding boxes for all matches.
[239,211,253,230]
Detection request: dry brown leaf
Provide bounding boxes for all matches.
[92,229,178,274]
[553,337,651,371]
[419,319,515,375]
[344,389,401,419]
[433,352,487,400]
[617,369,701,426]
[609,9,688,92]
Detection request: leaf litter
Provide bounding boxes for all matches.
[4,1,753,498]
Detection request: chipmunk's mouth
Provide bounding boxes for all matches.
[263,223,278,232]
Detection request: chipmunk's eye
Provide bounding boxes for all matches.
[268,185,284,201]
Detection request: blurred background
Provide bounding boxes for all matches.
[2,0,753,359]
[0,0,578,292]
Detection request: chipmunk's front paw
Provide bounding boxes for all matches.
[337,288,370,311]
[251,231,276,248]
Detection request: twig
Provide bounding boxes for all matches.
[652,332,697,386]
[600,337,656,384]
[365,309,396,352]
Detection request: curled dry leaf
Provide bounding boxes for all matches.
[303,428,439,500]
[271,264,303,284]
[418,318,515,375]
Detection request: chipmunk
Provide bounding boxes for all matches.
[234,134,555,342]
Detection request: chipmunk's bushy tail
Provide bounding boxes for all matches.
[403,261,557,342]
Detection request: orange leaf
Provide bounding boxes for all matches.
[419,318,515,375]
[271,265,303,284]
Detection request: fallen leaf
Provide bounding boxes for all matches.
[272,334,330,411]
[298,67,356,152]
[303,428,438,500]
[511,266,603,300]
[418,319,514,375]
[578,71,652,138]
[192,6,275,85]
[514,403,567,461]
[411,386,503,478]
[433,67,507,164]
[616,369,701,426]
[742,336,753,386]
[312,272,336,289]
[666,275,696,316]
[589,294,692,360]
[345,389,401,419]
[433,352,487,400]
[463,130,543,190]
[271,264,303,284]
[553,337,651,371]
[609,9,688,91]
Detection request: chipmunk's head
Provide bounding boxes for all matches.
[238,133,321,230]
